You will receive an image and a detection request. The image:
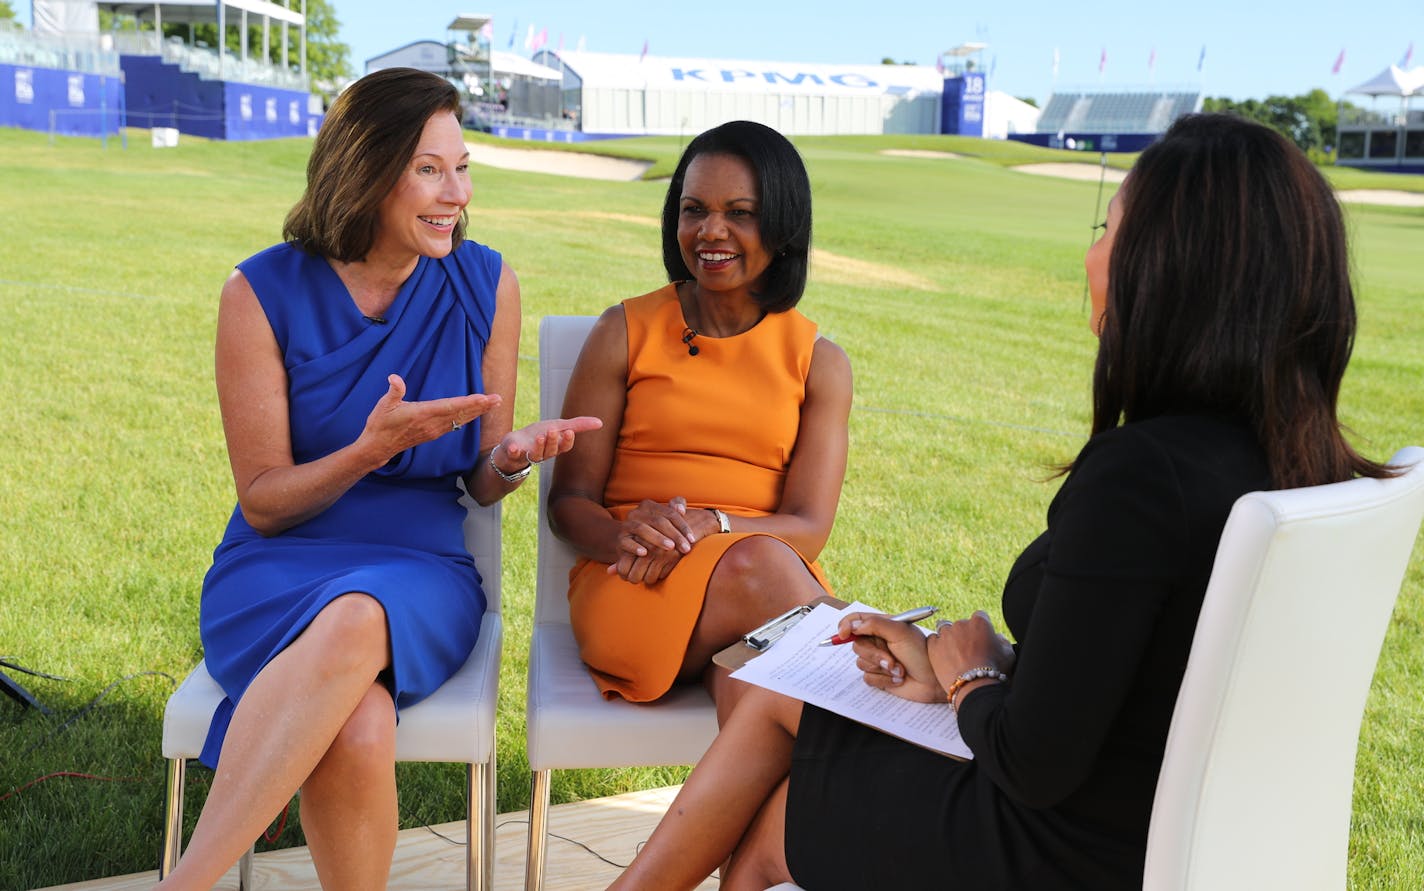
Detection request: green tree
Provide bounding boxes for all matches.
[1202,89,1340,153]
[0,1,15,20]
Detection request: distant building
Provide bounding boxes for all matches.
[365,42,564,125]
[1336,64,1424,173]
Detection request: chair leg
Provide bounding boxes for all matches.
[481,749,496,891]
[466,756,496,891]
[238,847,253,890]
[523,769,553,891]
[160,757,186,877]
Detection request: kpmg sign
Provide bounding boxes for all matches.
[671,68,882,89]
[652,61,942,96]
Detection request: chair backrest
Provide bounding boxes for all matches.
[535,315,599,626]
[1144,446,1424,890]
[459,491,503,616]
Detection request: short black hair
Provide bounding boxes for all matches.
[660,120,812,312]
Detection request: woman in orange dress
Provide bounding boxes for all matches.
[549,120,852,712]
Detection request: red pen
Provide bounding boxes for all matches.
[818,606,938,646]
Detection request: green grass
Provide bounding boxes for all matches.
[1,126,1422,889]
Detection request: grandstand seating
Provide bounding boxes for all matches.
[1036,90,1200,134]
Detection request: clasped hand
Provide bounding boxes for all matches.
[847,609,1015,704]
[607,496,702,585]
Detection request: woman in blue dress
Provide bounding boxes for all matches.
[156,68,597,891]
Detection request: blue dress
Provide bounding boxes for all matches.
[197,240,500,768]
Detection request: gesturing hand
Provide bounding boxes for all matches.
[361,374,501,461]
[499,416,603,466]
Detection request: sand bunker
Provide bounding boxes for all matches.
[881,149,962,160]
[1336,189,1424,207]
[1013,163,1128,183]
[467,143,652,181]
[1014,163,1424,207]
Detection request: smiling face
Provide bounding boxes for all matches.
[1084,185,1125,336]
[676,152,774,302]
[372,111,471,264]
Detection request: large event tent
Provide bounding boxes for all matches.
[531,49,944,137]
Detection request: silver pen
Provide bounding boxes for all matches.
[817,606,938,646]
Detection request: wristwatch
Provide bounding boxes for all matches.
[710,508,732,534]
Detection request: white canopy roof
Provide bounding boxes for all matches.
[367,42,561,82]
[95,1,304,26]
[1345,64,1424,98]
[490,50,560,82]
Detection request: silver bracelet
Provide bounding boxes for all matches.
[488,443,532,483]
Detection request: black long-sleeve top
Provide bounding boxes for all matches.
[953,413,1272,886]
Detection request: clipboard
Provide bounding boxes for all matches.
[712,595,847,671]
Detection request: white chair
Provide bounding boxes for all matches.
[160,494,503,891]
[1144,445,1424,889]
[524,315,721,891]
[765,446,1424,891]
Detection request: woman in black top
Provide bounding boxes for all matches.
[605,114,1395,891]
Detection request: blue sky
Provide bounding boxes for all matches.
[21,1,1423,103]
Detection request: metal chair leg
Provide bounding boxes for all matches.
[160,757,186,877]
[481,749,496,891]
[238,847,253,890]
[523,769,553,891]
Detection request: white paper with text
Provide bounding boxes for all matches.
[730,601,972,759]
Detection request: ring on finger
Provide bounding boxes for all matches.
[452,419,462,431]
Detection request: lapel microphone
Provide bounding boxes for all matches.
[681,327,700,356]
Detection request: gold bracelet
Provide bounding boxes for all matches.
[947,666,1009,712]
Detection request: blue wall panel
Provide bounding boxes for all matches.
[223,82,317,140]
[121,55,320,141]
[0,63,122,136]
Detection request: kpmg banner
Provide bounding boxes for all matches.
[549,50,945,97]
[1,63,122,136]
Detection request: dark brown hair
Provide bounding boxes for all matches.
[661,120,812,312]
[1092,112,1391,488]
[284,67,465,261]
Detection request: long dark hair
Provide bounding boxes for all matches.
[1092,113,1391,488]
[284,68,465,261]
[661,120,812,312]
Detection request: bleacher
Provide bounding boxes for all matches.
[1037,90,1201,134]
[1009,88,1201,153]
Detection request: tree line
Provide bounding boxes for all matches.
[1203,90,1365,162]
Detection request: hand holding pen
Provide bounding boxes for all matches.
[832,607,946,703]
[818,606,938,646]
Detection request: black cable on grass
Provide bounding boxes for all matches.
[1082,151,1113,312]
[21,670,176,756]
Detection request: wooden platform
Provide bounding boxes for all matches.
[40,786,718,891]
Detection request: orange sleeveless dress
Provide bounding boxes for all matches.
[567,285,834,701]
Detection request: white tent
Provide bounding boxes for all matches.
[1345,64,1424,98]
[534,49,944,136]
